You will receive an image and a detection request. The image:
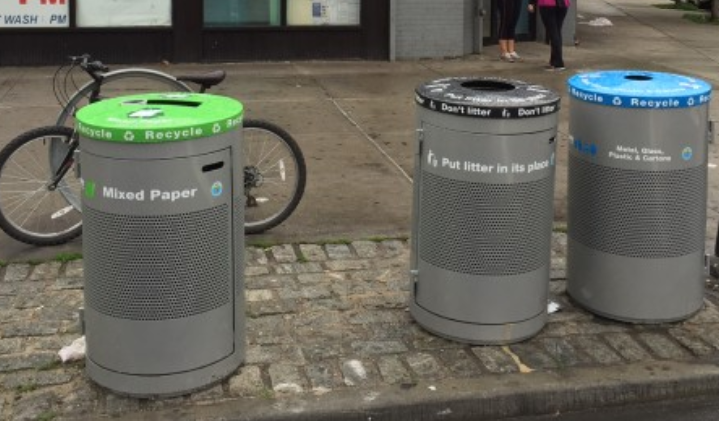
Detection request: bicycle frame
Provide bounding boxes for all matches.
[46,132,80,191]
[55,68,192,126]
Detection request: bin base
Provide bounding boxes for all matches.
[86,352,243,398]
[569,295,702,324]
[567,239,704,324]
[410,300,546,345]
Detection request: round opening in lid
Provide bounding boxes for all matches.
[460,80,516,92]
[624,74,653,81]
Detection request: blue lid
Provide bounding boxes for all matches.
[567,70,712,109]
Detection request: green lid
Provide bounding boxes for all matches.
[75,93,243,143]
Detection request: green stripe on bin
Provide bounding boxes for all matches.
[75,93,243,143]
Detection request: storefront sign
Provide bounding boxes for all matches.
[0,0,69,28]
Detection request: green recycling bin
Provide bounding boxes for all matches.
[76,92,245,397]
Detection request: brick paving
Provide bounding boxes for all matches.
[2,234,719,420]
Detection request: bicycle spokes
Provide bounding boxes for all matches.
[242,120,306,234]
[0,126,83,246]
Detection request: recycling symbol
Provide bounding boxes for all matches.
[213,123,221,134]
[124,131,135,142]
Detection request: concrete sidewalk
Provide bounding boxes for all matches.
[0,0,719,419]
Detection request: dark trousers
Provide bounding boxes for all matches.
[498,0,523,40]
[539,6,568,67]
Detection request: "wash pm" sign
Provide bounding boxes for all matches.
[1,0,69,28]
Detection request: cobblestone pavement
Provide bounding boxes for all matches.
[3,235,719,420]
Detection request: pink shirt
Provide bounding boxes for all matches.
[536,0,570,7]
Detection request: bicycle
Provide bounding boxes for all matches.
[0,54,306,246]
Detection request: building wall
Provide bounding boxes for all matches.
[394,0,475,59]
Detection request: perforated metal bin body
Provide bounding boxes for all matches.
[410,77,561,345]
[566,71,713,323]
[76,93,245,397]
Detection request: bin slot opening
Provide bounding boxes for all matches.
[122,99,202,107]
[460,80,515,92]
[624,75,653,81]
[146,99,202,107]
[202,161,225,173]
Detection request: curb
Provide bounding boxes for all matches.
[109,360,719,421]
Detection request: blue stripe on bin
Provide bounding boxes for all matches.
[567,70,712,109]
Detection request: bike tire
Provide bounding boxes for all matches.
[0,126,83,246]
[243,119,306,234]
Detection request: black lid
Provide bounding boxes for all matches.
[416,77,561,119]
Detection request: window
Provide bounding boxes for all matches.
[203,0,360,28]
[204,0,281,27]
[287,0,360,26]
[76,0,171,28]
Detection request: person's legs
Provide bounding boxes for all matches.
[553,7,568,67]
[498,0,518,60]
[499,39,509,55]
[540,7,561,67]
[507,0,522,55]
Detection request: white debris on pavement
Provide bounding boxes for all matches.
[58,336,86,362]
[312,387,332,396]
[344,360,368,386]
[548,301,562,314]
[585,17,613,26]
[273,383,303,394]
[364,391,381,402]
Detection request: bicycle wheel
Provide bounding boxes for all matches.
[56,68,192,127]
[0,126,83,246]
[243,119,306,234]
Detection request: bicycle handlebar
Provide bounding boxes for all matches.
[68,54,109,74]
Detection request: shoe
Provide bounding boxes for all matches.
[508,51,522,61]
[500,53,515,63]
[544,65,566,72]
